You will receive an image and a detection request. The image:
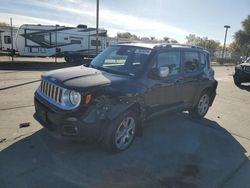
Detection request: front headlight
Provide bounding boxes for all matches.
[69,91,81,106]
[61,89,81,109]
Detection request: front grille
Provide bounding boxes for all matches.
[40,80,63,104]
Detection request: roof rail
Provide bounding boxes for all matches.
[116,41,141,44]
[154,43,204,50]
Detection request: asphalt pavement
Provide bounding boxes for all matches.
[0,64,249,188]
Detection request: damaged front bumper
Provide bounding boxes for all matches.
[34,94,102,141]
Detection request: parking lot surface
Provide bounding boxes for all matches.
[0,64,249,188]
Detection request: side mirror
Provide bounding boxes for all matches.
[158,67,170,78]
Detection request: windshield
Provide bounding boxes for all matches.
[245,57,250,64]
[90,45,152,76]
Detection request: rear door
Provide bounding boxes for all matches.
[181,50,202,106]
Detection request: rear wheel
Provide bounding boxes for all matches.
[103,111,137,153]
[189,91,210,118]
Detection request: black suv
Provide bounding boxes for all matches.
[34,43,217,152]
[234,57,250,86]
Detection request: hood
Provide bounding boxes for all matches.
[43,65,129,89]
[240,62,250,67]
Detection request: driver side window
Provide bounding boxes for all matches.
[157,51,181,75]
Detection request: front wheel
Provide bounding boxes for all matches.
[103,111,137,153]
[189,91,210,118]
[233,75,241,86]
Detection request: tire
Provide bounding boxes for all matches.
[64,56,75,63]
[233,75,241,86]
[102,111,137,153]
[65,57,84,64]
[189,91,210,118]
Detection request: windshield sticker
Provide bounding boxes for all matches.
[135,49,151,55]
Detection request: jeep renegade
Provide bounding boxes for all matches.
[34,43,218,152]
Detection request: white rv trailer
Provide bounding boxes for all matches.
[0,27,18,52]
[16,24,107,62]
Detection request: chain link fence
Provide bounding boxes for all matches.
[206,48,238,64]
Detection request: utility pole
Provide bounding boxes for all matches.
[96,0,99,56]
[10,18,14,63]
[55,24,58,63]
[221,25,230,64]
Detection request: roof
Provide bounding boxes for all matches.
[113,42,208,52]
[114,42,157,49]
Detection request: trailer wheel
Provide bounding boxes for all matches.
[64,57,75,63]
[64,57,84,64]
[77,57,84,64]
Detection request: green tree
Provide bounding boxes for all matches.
[229,42,242,61]
[185,34,220,49]
[163,36,170,42]
[150,36,156,41]
[233,15,250,56]
[185,34,200,45]
[170,39,178,44]
[117,32,138,39]
[0,22,9,27]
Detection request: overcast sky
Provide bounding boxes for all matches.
[0,0,249,43]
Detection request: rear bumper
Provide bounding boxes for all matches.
[34,95,102,141]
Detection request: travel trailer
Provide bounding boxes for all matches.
[15,24,107,63]
[0,27,17,52]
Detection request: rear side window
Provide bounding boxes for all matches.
[157,51,181,75]
[200,53,206,66]
[183,51,199,73]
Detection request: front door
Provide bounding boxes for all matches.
[145,49,183,114]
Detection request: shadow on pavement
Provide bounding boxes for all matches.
[0,60,91,71]
[0,113,248,188]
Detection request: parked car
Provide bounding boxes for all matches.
[34,43,218,152]
[234,57,250,86]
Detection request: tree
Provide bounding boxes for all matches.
[233,15,250,56]
[229,41,242,61]
[185,34,220,49]
[150,36,156,41]
[185,34,199,45]
[170,39,178,44]
[117,32,138,39]
[0,22,9,27]
[163,36,170,42]
[163,36,178,43]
